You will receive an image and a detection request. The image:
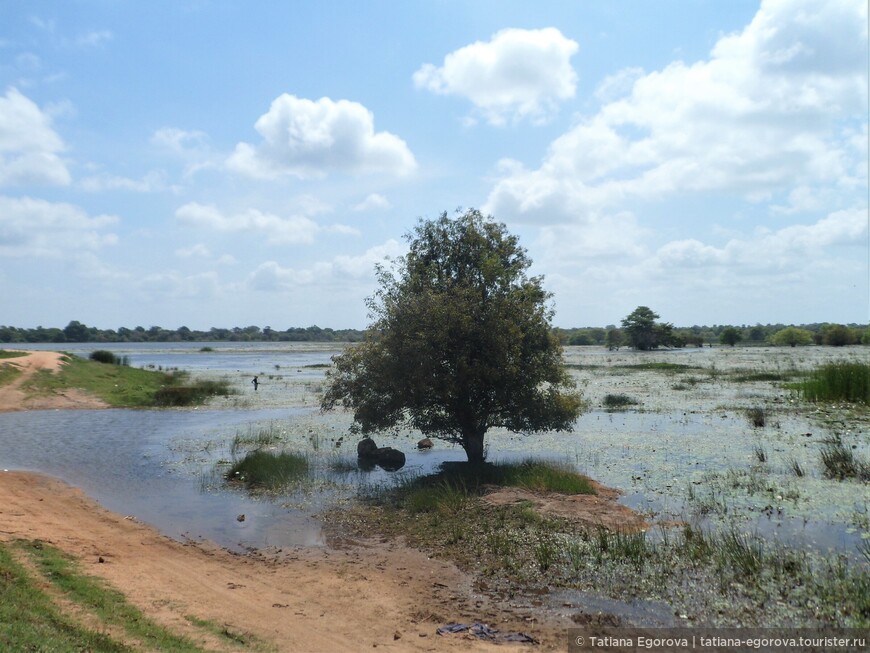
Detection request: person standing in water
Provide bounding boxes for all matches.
[252,375,259,391]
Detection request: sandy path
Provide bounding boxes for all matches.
[0,471,563,652]
[0,350,108,412]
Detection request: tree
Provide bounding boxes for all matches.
[321,209,582,464]
[605,328,624,351]
[822,324,855,347]
[769,327,813,347]
[620,306,673,350]
[719,327,743,347]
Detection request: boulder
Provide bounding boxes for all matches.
[417,438,433,450]
[374,447,406,471]
[357,438,378,458]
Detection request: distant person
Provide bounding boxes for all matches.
[252,376,259,391]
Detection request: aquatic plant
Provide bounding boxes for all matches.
[819,435,870,482]
[745,406,766,428]
[799,361,870,404]
[603,393,640,410]
[226,450,310,490]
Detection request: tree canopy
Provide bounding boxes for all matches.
[321,209,582,464]
[620,306,674,350]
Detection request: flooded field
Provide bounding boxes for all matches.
[2,343,868,562]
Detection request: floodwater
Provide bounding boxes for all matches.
[1,343,868,559]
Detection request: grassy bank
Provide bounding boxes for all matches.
[0,539,252,652]
[329,460,870,629]
[22,354,232,408]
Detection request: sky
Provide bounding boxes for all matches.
[0,0,867,331]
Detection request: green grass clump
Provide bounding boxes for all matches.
[152,377,232,407]
[603,393,639,409]
[382,459,595,515]
[226,450,310,490]
[799,361,870,404]
[819,436,870,482]
[746,406,767,428]
[0,363,22,387]
[230,423,284,457]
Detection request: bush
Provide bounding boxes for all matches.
[152,379,231,406]
[89,350,128,366]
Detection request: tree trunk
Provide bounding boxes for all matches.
[462,430,486,465]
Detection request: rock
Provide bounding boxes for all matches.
[374,447,406,471]
[236,514,245,522]
[417,438,433,450]
[357,438,378,458]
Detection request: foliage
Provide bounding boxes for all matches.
[769,327,814,347]
[620,306,674,350]
[822,324,857,347]
[89,349,129,366]
[603,393,639,409]
[604,328,624,350]
[322,209,582,463]
[719,326,743,347]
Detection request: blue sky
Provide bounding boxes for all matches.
[1,0,867,330]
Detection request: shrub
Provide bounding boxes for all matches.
[89,350,128,365]
[603,393,640,409]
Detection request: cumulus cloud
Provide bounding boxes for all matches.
[0,87,70,186]
[248,239,404,291]
[654,208,867,272]
[226,94,416,179]
[486,0,867,223]
[175,202,356,244]
[353,193,392,211]
[414,27,578,126]
[0,195,117,258]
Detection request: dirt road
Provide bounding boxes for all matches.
[0,350,107,412]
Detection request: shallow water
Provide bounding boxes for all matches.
[0,407,325,551]
[2,343,867,559]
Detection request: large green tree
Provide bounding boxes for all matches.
[321,209,582,464]
[620,306,674,350]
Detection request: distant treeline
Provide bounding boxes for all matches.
[2,320,869,346]
[554,323,870,348]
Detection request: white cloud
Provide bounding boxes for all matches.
[413,27,578,126]
[0,195,118,258]
[79,170,168,193]
[226,94,416,179]
[654,208,867,272]
[486,0,867,223]
[0,87,70,186]
[140,271,221,299]
[175,243,211,259]
[248,239,404,291]
[74,30,113,48]
[175,202,355,245]
[353,193,392,211]
[151,127,208,155]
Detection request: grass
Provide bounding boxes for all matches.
[0,362,22,387]
[0,350,28,359]
[746,406,767,428]
[22,354,233,408]
[616,362,701,372]
[0,539,221,652]
[89,349,130,366]
[226,450,310,490]
[799,361,870,404]
[819,435,870,482]
[0,542,132,651]
[230,423,284,457]
[603,393,640,409]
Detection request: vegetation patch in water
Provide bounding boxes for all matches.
[226,450,310,490]
[799,361,870,404]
